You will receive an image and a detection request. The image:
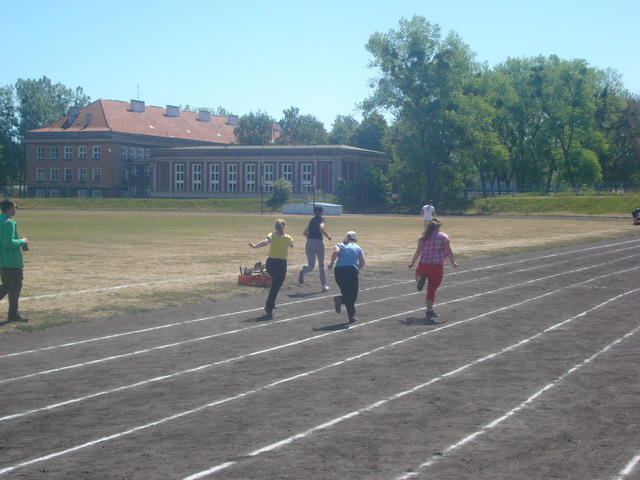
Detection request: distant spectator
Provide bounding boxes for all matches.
[298,205,332,292]
[421,200,436,230]
[0,198,29,323]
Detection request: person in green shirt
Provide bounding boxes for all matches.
[248,218,294,319]
[0,198,29,323]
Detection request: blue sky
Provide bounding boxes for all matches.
[2,0,639,129]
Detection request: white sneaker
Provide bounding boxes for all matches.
[322,285,330,292]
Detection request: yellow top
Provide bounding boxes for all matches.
[267,232,293,260]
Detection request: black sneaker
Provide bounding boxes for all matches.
[348,316,357,324]
[426,310,439,318]
[333,296,342,313]
[264,307,273,319]
[8,314,29,323]
[417,275,426,291]
[298,270,304,285]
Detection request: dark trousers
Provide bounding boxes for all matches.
[0,267,24,320]
[265,258,287,310]
[334,266,359,318]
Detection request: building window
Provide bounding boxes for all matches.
[245,164,256,192]
[121,147,128,160]
[145,149,151,158]
[175,164,185,191]
[263,163,274,192]
[36,189,45,198]
[50,168,59,182]
[51,146,58,160]
[49,189,59,198]
[131,166,139,177]
[302,163,313,192]
[92,168,102,182]
[78,168,87,182]
[36,168,45,181]
[92,190,102,198]
[64,168,73,182]
[209,163,220,192]
[92,146,101,160]
[64,146,73,160]
[79,146,87,160]
[129,186,138,197]
[144,185,151,196]
[137,148,144,160]
[144,165,151,176]
[282,163,293,185]
[78,190,87,198]
[36,147,44,160]
[192,164,202,192]
[129,147,135,160]
[227,164,237,192]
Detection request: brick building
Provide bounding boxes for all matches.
[25,99,237,198]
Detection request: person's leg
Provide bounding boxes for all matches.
[266,258,287,315]
[0,268,10,302]
[300,240,317,283]
[425,264,444,316]
[335,266,358,320]
[314,240,327,287]
[5,268,24,321]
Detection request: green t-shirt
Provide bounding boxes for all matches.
[267,232,293,260]
[0,213,25,268]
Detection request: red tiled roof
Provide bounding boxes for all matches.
[29,99,237,144]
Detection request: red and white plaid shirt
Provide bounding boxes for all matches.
[418,231,450,265]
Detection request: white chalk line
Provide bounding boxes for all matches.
[613,453,640,480]
[3,237,638,362]
[0,270,637,477]
[2,246,636,386]
[14,236,640,303]
[183,289,640,480]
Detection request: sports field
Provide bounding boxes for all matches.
[0,224,638,479]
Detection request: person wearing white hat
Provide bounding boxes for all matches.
[327,231,365,323]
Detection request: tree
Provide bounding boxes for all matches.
[350,113,388,151]
[329,115,359,145]
[275,107,328,145]
[364,16,478,200]
[235,110,275,145]
[267,178,292,209]
[336,164,391,210]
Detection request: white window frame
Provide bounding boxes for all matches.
[121,147,128,160]
[64,168,73,182]
[92,190,102,198]
[36,168,45,181]
[36,147,44,160]
[92,168,102,182]
[64,146,73,160]
[301,163,313,192]
[227,164,237,192]
[245,164,256,192]
[78,168,87,182]
[131,166,139,177]
[92,146,101,160]
[282,163,293,185]
[51,146,58,160]
[50,168,59,182]
[137,148,144,160]
[192,164,202,192]
[144,165,151,176]
[209,163,220,192]
[78,190,88,198]
[36,189,45,198]
[79,146,87,160]
[263,163,274,192]
[49,189,59,198]
[175,164,185,191]
[129,147,135,160]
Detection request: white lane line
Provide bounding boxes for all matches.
[2,252,636,386]
[184,289,640,480]
[0,283,636,477]
[2,239,637,363]
[17,237,638,303]
[613,453,640,480]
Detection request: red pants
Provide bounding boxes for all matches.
[415,263,444,302]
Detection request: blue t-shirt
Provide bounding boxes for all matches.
[335,242,363,269]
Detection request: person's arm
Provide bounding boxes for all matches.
[1,221,24,249]
[408,242,421,269]
[327,245,340,270]
[358,254,365,269]
[445,242,458,268]
[248,237,271,249]
[302,227,309,237]
[319,221,332,241]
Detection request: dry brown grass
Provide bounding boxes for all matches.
[2,210,637,333]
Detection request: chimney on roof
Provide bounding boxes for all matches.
[197,110,211,122]
[166,105,180,118]
[68,107,81,117]
[130,99,145,113]
[226,114,239,126]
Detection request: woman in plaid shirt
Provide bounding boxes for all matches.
[408,219,458,318]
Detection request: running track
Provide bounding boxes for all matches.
[1,235,639,479]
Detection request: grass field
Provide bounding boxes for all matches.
[2,209,637,334]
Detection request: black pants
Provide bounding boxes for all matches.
[334,266,359,318]
[265,258,287,310]
[0,267,23,320]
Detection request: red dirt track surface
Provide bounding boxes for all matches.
[1,235,639,479]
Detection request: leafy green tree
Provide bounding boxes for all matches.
[336,164,391,210]
[235,110,275,145]
[364,16,478,200]
[267,177,292,209]
[329,115,359,145]
[350,112,388,151]
[275,107,328,145]
[609,93,640,182]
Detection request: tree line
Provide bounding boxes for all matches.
[2,16,639,207]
